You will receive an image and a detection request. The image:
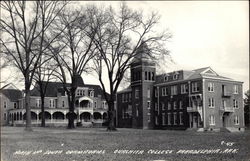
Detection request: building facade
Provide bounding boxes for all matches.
[117,54,245,132]
[0,76,108,127]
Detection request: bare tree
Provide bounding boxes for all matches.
[0,1,67,131]
[33,57,58,127]
[49,5,97,129]
[91,3,172,130]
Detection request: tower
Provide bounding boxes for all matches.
[130,43,156,129]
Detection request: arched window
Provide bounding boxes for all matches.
[148,72,151,80]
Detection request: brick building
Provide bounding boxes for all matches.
[116,51,245,132]
[0,76,108,127]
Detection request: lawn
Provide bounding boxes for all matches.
[1,127,250,161]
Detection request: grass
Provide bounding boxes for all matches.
[1,127,250,161]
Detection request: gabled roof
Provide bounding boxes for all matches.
[0,89,22,102]
[155,67,233,84]
[117,86,132,94]
[30,81,108,99]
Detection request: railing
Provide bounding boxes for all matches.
[187,106,202,112]
[220,107,234,112]
[187,106,198,112]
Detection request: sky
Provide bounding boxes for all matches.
[1,1,249,94]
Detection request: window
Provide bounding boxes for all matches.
[152,72,155,81]
[234,85,239,94]
[233,99,238,108]
[164,76,168,81]
[179,112,183,125]
[162,113,166,125]
[4,101,7,108]
[234,115,239,125]
[122,106,130,119]
[36,99,41,108]
[173,74,178,80]
[129,93,131,102]
[167,113,171,125]
[90,91,94,97]
[147,89,150,98]
[147,101,151,109]
[192,82,199,92]
[162,102,165,110]
[168,102,171,110]
[179,100,183,109]
[173,101,177,109]
[49,99,55,108]
[222,100,226,108]
[173,113,177,125]
[148,72,151,80]
[155,116,158,125]
[208,82,214,92]
[148,113,151,122]
[208,98,215,108]
[136,104,139,117]
[171,85,177,95]
[155,103,158,111]
[62,101,65,107]
[181,84,188,94]
[4,113,6,120]
[135,89,139,99]
[155,88,159,97]
[102,101,107,109]
[122,94,124,103]
[209,115,215,125]
[145,71,148,80]
[94,101,97,108]
[162,87,168,96]
[14,102,17,109]
[124,94,127,102]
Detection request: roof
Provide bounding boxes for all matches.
[155,67,233,84]
[30,81,108,99]
[0,89,22,102]
[117,86,132,94]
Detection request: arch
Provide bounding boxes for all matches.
[80,112,91,122]
[103,112,108,120]
[79,100,89,108]
[93,112,102,120]
[52,111,64,120]
[23,111,37,120]
[38,111,51,120]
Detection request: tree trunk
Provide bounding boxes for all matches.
[41,96,45,127]
[67,84,76,129]
[24,86,32,131]
[107,100,117,131]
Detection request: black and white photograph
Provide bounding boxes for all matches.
[0,1,249,161]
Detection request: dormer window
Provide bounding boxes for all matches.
[173,74,178,80]
[90,90,94,97]
[164,76,168,81]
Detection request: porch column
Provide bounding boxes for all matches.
[189,113,192,128]
[50,111,53,123]
[63,111,67,122]
[77,111,80,122]
[36,111,39,123]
